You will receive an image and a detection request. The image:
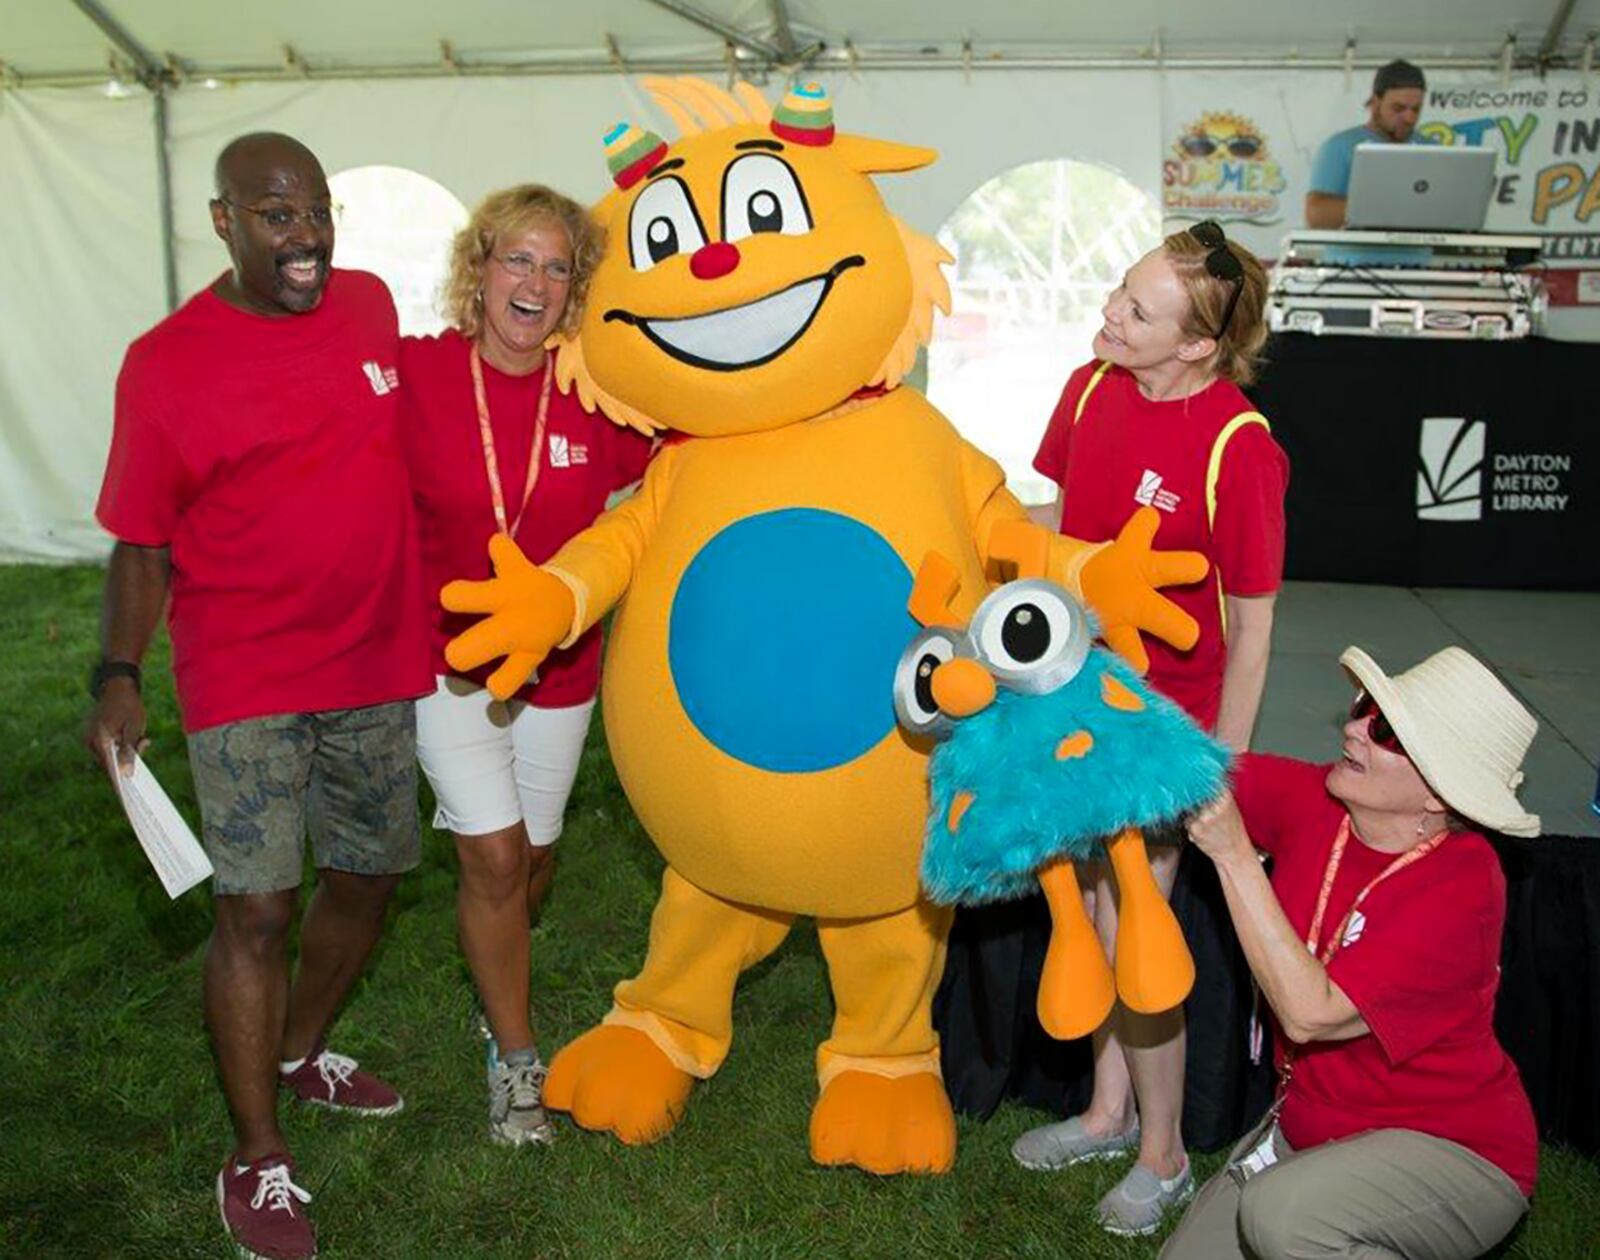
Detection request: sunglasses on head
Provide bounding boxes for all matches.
[1187,220,1245,340]
[1350,693,1406,756]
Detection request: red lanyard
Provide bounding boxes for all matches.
[1276,815,1447,1101]
[1305,816,1446,965]
[470,342,553,539]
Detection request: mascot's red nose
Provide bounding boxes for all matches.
[690,241,741,279]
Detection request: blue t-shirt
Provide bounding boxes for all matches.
[1308,124,1432,197]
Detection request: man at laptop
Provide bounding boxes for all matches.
[1306,60,1430,228]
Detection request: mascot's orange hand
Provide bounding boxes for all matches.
[441,533,576,700]
[1079,507,1208,674]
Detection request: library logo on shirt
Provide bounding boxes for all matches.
[1342,910,1367,948]
[1133,469,1181,513]
[549,435,588,468]
[361,361,399,396]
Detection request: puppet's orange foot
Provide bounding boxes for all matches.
[809,1071,956,1175]
[1107,828,1196,1015]
[544,1025,693,1145]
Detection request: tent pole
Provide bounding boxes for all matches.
[67,0,178,309]
[153,84,178,313]
[1539,0,1580,65]
[9,48,1584,88]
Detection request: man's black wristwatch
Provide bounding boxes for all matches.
[89,659,142,699]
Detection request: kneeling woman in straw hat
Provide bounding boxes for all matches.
[1162,645,1539,1260]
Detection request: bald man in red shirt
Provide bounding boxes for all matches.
[86,133,430,1260]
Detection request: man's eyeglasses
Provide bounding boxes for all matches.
[217,198,338,231]
[1350,693,1407,756]
[1188,220,1244,340]
[494,253,574,284]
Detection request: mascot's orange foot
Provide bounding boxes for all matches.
[809,1071,956,1175]
[544,1025,693,1145]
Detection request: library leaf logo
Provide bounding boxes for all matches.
[1417,418,1484,522]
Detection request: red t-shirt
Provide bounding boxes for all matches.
[1233,753,1538,1196]
[399,329,653,707]
[96,270,432,733]
[1033,362,1288,728]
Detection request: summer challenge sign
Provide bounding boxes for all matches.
[1250,335,1598,590]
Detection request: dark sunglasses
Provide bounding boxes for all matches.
[1188,220,1245,340]
[1179,135,1263,159]
[1350,693,1406,756]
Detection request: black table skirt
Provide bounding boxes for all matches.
[1245,335,1600,590]
[935,834,1600,1160]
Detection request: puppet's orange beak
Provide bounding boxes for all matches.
[931,658,995,718]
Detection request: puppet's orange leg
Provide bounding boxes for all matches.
[1106,827,1195,1014]
[1035,859,1116,1040]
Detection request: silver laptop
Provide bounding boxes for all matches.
[1345,145,1496,231]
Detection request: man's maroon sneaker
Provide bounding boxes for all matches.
[280,1048,403,1116]
[216,1154,315,1260]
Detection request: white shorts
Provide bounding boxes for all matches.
[415,675,595,844]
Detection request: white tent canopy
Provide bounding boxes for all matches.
[2,1,1594,559]
[6,1,1594,83]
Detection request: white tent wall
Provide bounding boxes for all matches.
[159,72,1162,298]
[4,69,1166,561]
[3,64,1593,559]
[163,76,662,295]
[0,87,165,561]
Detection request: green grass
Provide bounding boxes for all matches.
[2,562,1596,1259]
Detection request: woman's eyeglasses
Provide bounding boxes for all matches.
[1188,220,1244,340]
[494,252,574,283]
[1350,693,1406,756]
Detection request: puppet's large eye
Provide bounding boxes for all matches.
[893,628,964,738]
[969,579,1091,694]
[629,177,708,271]
[721,154,812,242]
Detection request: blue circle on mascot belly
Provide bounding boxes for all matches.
[668,509,918,773]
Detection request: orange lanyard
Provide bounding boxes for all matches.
[1276,816,1447,1100]
[1305,817,1446,965]
[470,343,553,539]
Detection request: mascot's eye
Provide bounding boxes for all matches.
[913,652,942,714]
[628,177,708,272]
[749,192,781,232]
[892,629,963,737]
[1000,604,1050,663]
[969,579,1092,694]
[721,154,812,242]
[647,219,678,259]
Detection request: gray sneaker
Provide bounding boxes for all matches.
[1012,1116,1140,1170]
[1095,1159,1194,1237]
[487,1051,554,1148]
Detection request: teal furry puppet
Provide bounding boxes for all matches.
[893,549,1231,1040]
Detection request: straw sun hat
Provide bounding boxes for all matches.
[1339,645,1541,838]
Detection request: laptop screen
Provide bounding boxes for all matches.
[1344,146,1497,232]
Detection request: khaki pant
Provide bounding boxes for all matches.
[1161,1124,1527,1260]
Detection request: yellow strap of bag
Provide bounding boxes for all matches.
[1071,361,1270,636]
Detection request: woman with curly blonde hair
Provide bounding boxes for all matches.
[400,184,652,1148]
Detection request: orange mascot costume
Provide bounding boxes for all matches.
[444,77,1206,1174]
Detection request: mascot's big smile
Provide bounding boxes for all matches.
[604,255,864,371]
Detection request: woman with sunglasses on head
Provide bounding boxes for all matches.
[399,185,652,1147]
[1163,645,1539,1259]
[1003,223,1289,1234]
